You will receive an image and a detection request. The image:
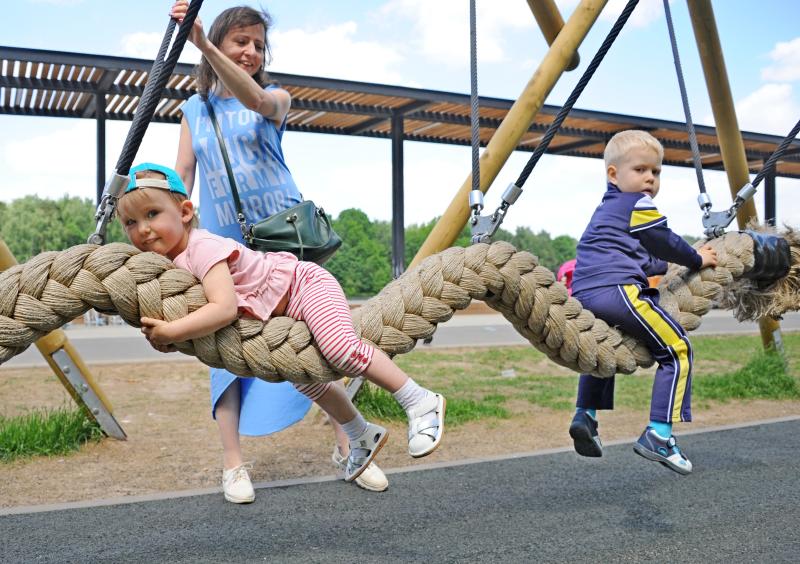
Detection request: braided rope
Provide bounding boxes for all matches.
[1,230,797,384]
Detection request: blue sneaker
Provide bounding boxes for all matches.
[569,411,602,457]
[633,427,693,475]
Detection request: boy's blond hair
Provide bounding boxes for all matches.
[604,130,664,169]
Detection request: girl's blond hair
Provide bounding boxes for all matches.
[604,130,664,168]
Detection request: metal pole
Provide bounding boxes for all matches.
[391,112,405,278]
[409,0,607,269]
[687,0,782,351]
[96,91,106,205]
[527,0,581,71]
[764,160,776,226]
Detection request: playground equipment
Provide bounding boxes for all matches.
[0,239,126,439]
[0,226,797,384]
[1,0,798,386]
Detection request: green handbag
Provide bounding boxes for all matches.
[205,100,342,264]
[248,200,341,264]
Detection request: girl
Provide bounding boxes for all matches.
[117,163,446,490]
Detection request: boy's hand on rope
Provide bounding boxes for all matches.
[141,317,178,349]
[698,244,718,268]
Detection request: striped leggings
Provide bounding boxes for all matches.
[285,262,375,402]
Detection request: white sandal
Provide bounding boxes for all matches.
[345,422,388,482]
[407,393,446,458]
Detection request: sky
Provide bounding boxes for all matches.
[1,0,799,240]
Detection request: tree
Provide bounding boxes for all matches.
[325,208,392,297]
[0,195,125,262]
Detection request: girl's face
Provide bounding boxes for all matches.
[118,190,194,259]
[219,24,266,77]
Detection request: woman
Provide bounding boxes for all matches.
[170,1,388,502]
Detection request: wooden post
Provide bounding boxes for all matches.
[408,0,607,269]
[687,0,782,351]
[527,0,581,71]
[0,239,126,439]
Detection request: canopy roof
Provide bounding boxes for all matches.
[2,45,799,178]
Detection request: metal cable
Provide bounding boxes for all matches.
[663,0,707,195]
[514,0,639,189]
[470,0,480,193]
[114,0,204,175]
[752,116,800,189]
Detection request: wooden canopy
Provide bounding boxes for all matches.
[2,46,799,179]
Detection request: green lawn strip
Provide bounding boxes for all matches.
[355,382,510,425]
[0,406,103,462]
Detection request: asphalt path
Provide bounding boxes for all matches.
[4,310,800,368]
[2,418,799,563]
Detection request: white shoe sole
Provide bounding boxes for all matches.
[354,473,389,492]
[224,492,255,504]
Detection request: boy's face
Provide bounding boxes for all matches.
[608,147,662,198]
[118,189,194,259]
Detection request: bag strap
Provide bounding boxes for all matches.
[204,98,250,242]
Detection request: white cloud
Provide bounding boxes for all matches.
[120,31,201,64]
[269,22,406,84]
[761,37,800,83]
[735,83,800,136]
[380,0,533,68]
[0,120,95,201]
[0,119,183,205]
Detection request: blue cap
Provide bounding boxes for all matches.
[126,163,188,196]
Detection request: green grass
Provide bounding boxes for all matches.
[355,383,510,425]
[355,332,800,422]
[694,350,799,402]
[0,406,103,462]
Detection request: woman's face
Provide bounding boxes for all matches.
[219,24,266,77]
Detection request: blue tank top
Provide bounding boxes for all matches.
[181,86,303,243]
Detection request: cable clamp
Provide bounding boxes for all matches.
[470,183,520,244]
[87,171,129,245]
[701,182,756,238]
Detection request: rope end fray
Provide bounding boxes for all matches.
[715,224,800,322]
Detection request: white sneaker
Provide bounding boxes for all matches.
[345,422,388,482]
[222,463,255,504]
[332,447,388,492]
[407,393,446,458]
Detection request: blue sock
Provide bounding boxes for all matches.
[576,407,597,420]
[649,421,672,439]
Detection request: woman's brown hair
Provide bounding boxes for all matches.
[195,6,274,100]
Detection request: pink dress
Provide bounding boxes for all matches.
[173,228,298,321]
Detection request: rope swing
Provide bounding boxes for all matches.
[2,1,797,387]
[1,228,798,384]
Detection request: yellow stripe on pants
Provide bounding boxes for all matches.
[623,285,690,422]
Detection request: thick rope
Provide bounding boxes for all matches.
[1,230,798,384]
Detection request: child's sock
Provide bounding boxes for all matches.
[649,420,672,439]
[576,407,597,420]
[341,413,368,442]
[392,378,432,414]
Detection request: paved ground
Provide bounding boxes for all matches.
[2,418,798,563]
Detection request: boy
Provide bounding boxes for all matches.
[568,130,717,475]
